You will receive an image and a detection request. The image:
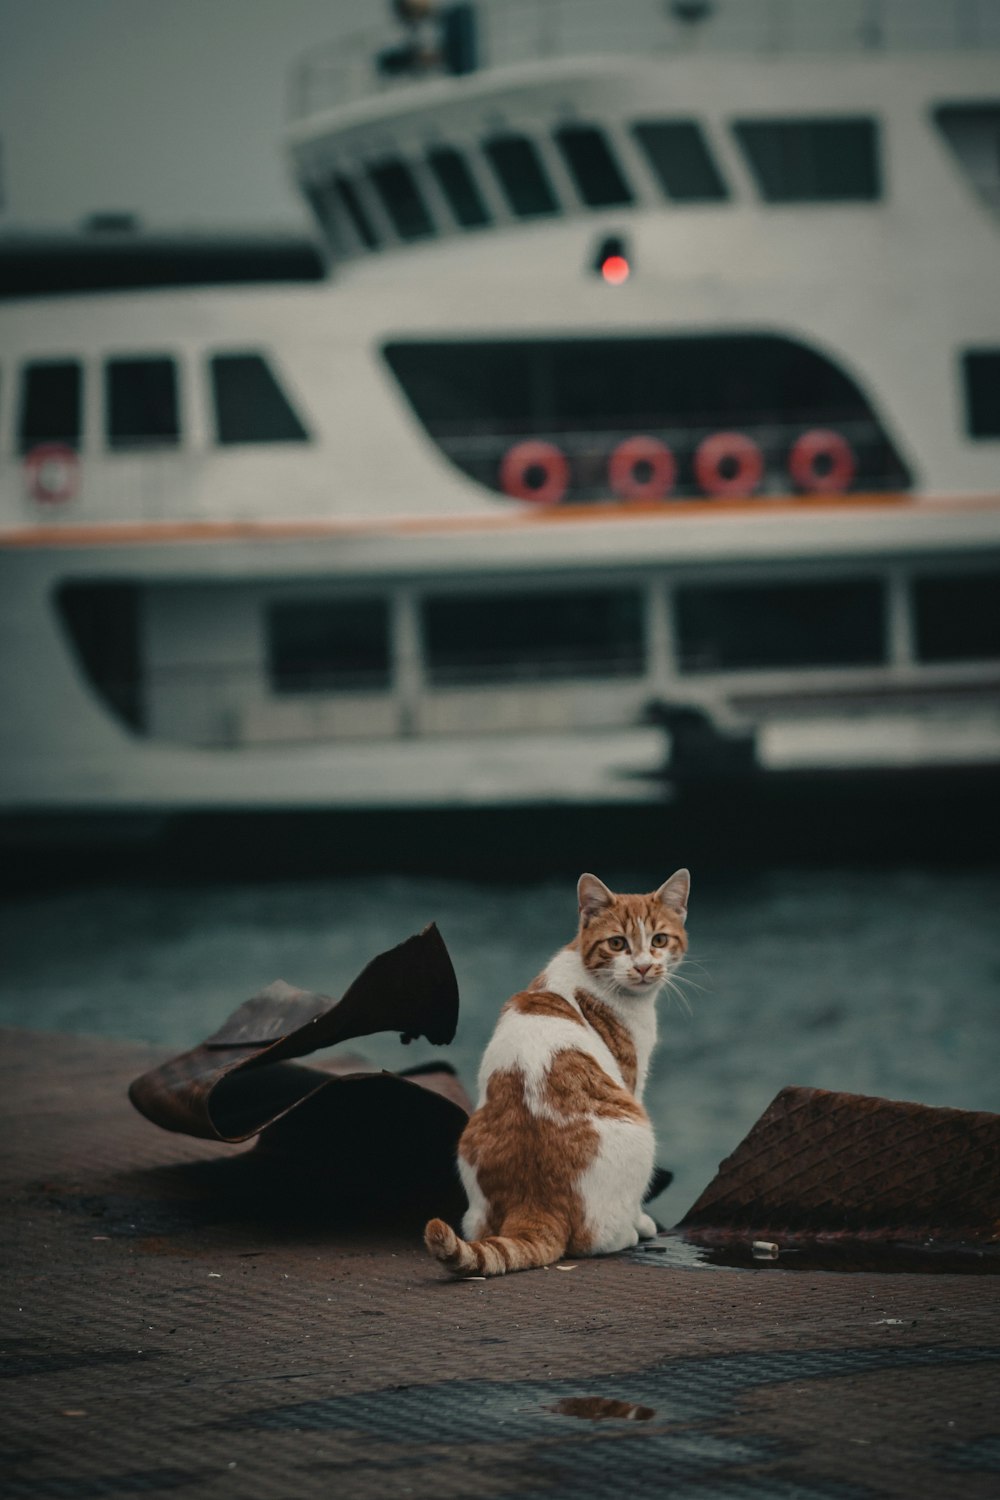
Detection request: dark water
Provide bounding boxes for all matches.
[2,863,997,1218]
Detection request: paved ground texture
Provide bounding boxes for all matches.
[2,1026,998,1500]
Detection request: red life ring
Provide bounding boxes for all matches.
[24,443,81,505]
[694,431,764,497]
[788,429,856,494]
[608,436,676,500]
[499,440,570,504]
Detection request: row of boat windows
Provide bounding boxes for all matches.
[7,343,997,462]
[308,116,882,251]
[385,336,999,459]
[267,574,1000,693]
[11,352,309,452]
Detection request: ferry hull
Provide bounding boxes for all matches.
[2,495,999,818]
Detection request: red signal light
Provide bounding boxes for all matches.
[601,253,630,285]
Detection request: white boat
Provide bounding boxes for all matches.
[1,0,999,817]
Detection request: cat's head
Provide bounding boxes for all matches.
[576,871,689,996]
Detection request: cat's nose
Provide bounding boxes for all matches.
[634,961,653,976]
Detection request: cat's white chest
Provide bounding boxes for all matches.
[627,1003,658,1099]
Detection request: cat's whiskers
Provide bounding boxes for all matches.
[667,966,707,995]
[660,971,695,1016]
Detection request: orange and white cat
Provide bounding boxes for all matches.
[425,869,690,1277]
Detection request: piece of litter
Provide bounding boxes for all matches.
[208,1272,222,1279]
[752,1240,779,1253]
[464,1275,486,1281]
[556,1264,577,1271]
[874,1317,909,1325]
[91,1236,110,1241]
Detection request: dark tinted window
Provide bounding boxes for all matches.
[386,335,880,430]
[333,175,380,249]
[56,583,143,731]
[303,179,339,243]
[423,588,644,684]
[427,147,491,227]
[268,599,391,692]
[962,350,1000,438]
[734,118,881,202]
[632,121,729,201]
[105,357,179,449]
[934,104,1000,215]
[914,573,1000,662]
[210,354,309,445]
[368,159,435,240]
[19,361,82,452]
[676,580,886,671]
[483,135,558,217]
[554,125,633,207]
[383,335,910,500]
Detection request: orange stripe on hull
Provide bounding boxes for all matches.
[1,491,998,551]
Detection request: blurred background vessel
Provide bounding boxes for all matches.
[1,0,999,836]
[1,0,997,1224]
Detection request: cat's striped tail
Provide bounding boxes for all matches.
[424,1217,566,1277]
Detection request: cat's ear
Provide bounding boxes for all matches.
[657,868,690,924]
[578,872,614,921]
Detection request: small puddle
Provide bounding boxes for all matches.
[548,1397,655,1421]
[630,1232,1000,1275]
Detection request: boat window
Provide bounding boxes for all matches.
[210,354,310,445]
[18,360,82,453]
[631,121,729,202]
[302,179,338,241]
[267,599,391,693]
[105,357,180,450]
[422,588,644,684]
[554,125,634,208]
[675,580,886,672]
[426,146,492,227]
[56,583,143,731]
[368,159,436,241]
[914,572,1000,662]
[482,134,559,218]
[383,335,910,500]
[961,349,1000,438]
[733,118,881,202]
[333,174,381,249]
[934,104,1000,216]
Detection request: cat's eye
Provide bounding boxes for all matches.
[652,933,671,948]
[606,935,628,951]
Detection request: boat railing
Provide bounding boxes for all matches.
[0,413,905,526]
[288,0,1000,119]
[432,414,908,502]
[0,452,223,528]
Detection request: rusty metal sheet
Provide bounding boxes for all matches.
[128,924,468,1164]
[680,1086,1000,1243]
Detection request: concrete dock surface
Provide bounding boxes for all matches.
[2,1026,998,1499]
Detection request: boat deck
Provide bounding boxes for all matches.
[3,1026,999,1499]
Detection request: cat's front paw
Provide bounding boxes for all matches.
[635,1212,658,1240]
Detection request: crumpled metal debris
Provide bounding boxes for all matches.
[679,1085,1000,1248]
[129,924,470,1204]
